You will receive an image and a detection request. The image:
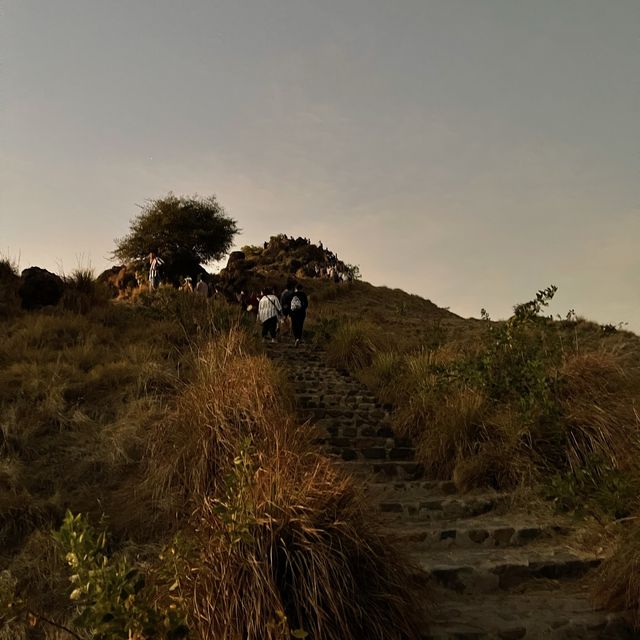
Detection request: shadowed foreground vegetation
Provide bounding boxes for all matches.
[0,261,422,639]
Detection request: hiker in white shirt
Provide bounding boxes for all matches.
[258,287,282,342]
[148,251,164,290]
[195,274,208,297]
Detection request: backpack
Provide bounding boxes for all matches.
[290,295,302,311]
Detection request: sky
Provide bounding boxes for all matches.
[2,1,639,330]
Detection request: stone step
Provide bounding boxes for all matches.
[381,516,572,550]
[313,434,414,450]
[363,479,459,497]
[412,544,604,593]
[323,445,415,462]
[377,493,510,521]
[421,589,634,639]
[335,459,425,481]
[298,410,389,423]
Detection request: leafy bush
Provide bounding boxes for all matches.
[354,286,640,505]
[54,511,189,639]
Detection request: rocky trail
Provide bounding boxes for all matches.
[267,341,633,639]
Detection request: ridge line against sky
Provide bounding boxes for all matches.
[1,0,639,331]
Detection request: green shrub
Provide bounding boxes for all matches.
[355,286,640,504]
[53,511,189,639]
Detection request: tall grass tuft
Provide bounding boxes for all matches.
[325,321,384,371]
[553,351,640,473]
[0,258,20,319]
[62,268,110,314]
[593,526,640,629]
[149,328,423,640]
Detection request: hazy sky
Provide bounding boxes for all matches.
[2,1,639,330]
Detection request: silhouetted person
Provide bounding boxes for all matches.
[289,283,308,347]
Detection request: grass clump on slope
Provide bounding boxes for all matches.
[149,328,423,640]
[1,295,422,639]
[319,286,640,517]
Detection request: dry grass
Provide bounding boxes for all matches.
[593,524,640,628]
[1,300,423,638]
[61,268,111,314]
[149,329,424,640]
[0,258,20,319]
[0,303,186,625]
[328,298,640,499]
[325,320,387,371]
[554,351,640,472]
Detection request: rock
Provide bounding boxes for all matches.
[226,251,246,267]
[97,265,139,297]
[19,267,64,310]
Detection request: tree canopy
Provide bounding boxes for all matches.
[114,193,238,281]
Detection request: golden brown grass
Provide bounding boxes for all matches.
[324,320,387,371]
[0,303,186,629]
[593,524,640,628]
[149,329,423,640]
[555,351,640,473]
[61,268,111,314]
[316,286,640,499]
[1,297,424,638]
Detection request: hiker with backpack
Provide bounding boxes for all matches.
[289,283,308,347]
[258,287,282,342]
[279,280,295,334]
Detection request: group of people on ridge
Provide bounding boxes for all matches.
[148,251,310,346]
[258,281,308,347]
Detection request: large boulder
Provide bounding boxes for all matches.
[97,265,139,297]
[227,251,246,268]
[19,267,65,310]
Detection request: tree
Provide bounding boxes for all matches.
[114,193,239,283]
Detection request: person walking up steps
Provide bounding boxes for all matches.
[290,283,308,347]
[280,280,295,335]
[258,287,282,342]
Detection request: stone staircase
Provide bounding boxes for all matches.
[266,341,634,639]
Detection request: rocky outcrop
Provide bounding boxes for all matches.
[226,251,245,267]
[97,265,139,297]
[216,235,350,296]
[18,267,65,310]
